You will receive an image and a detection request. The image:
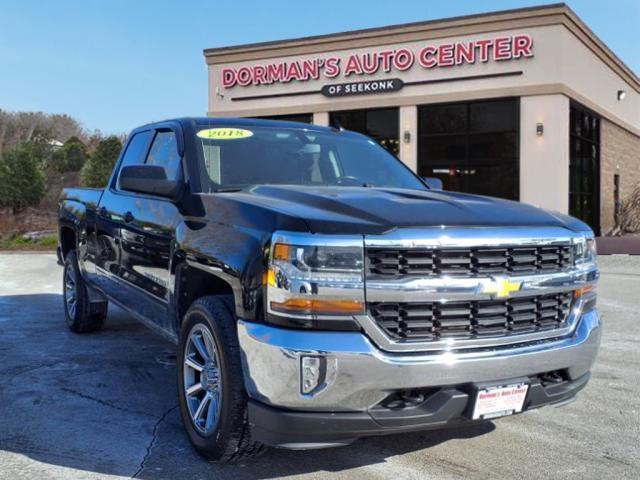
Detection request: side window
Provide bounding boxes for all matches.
[117,131,152,189]
[146,130,181,181]
[203,144,221,183]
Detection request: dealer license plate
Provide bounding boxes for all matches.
[472,383,529,420]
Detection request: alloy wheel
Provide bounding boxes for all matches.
[183,323,223,435]
[64,265,77,320]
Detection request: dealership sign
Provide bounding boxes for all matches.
[321,78,403,97]
[221,34,533,88]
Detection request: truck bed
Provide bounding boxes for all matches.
[60,187,104,207]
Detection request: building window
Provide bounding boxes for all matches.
[255,113,312,123]
[329,107,399,155]
[417,99,519,200]
[569,103,600,234]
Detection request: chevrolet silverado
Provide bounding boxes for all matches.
[58,117,600,462]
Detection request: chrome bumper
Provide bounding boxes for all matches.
[237,309,601,411]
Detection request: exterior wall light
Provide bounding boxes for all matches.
[403,130,411,143]
[536,123,544,136]
[617,90,626,101]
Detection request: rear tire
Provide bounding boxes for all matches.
[63,250,107,333]
[177,295,265,462]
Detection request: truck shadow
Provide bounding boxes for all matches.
[153,420,496,480]
[0,292,495,479]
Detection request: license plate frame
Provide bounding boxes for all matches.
[471,382,529,420]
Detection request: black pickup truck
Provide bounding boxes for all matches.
[58,117,600,462]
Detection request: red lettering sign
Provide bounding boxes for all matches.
[419,45,437,68]
[219,34,534,88]
[344,55,364,76]
[324,57,340,78]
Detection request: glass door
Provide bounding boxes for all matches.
[417,99,520,200]
[329,107,399,155]
[569,103,600,234]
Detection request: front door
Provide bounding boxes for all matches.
[90,130,153,299]
[110,128,184,331]
[417,99,520,201]
[329,107,400,155]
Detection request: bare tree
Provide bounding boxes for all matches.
[0,110,86,160]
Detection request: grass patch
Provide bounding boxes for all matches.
[0,233,57,251]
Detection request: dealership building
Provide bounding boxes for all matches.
[204,3,639,235]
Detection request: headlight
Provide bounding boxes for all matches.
[574,235,597,265]
[573,235,598,312]
[266,232,364,330]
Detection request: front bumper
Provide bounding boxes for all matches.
[238,309,600,447]
[248,372,590,449]
[238,309,600,410]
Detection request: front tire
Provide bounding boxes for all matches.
[63,250,107,333]
[177,295,264,462]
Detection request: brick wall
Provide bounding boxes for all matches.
[600,119,640,233]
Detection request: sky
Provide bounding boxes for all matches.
[0,0,638,135]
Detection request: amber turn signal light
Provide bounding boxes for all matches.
[574,284,596,298]
[270,298,364,315]
[273,243,290,261]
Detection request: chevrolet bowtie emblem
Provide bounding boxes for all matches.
[483,278,523,298]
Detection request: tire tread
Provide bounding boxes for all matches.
[181,295,265,462]
[64,251,107,333]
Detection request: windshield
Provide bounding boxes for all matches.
[194,125,426,192]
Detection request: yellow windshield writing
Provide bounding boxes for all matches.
[197,128,253,140]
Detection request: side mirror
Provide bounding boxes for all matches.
[119,165,181,199]
[422,177,443,190]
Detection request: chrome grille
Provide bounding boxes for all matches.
[366,245,573,277]
[369,292,573,341]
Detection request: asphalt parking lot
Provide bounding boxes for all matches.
[0,253,638,479]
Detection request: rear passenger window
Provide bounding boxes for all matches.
[117,131,152,188]
[146,130,181,180]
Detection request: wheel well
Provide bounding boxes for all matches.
[176,264,235,322]
[60,227,76,259]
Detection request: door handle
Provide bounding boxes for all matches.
[123,211,135,223]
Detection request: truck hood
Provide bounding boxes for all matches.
[226,185,591,235]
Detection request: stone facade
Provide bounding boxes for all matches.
[600,119,640,233]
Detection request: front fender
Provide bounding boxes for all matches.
[176,220,270,320]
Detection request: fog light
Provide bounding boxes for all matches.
[300,356,323,394]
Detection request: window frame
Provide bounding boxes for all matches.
[112,129,153,192]
[417,97,520,201]
[329,107,400,156]
[254,113,313,124]
[193,124,426,192]
[111,121,186,201]
[145,128,183,182]
[569,101,601,234]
